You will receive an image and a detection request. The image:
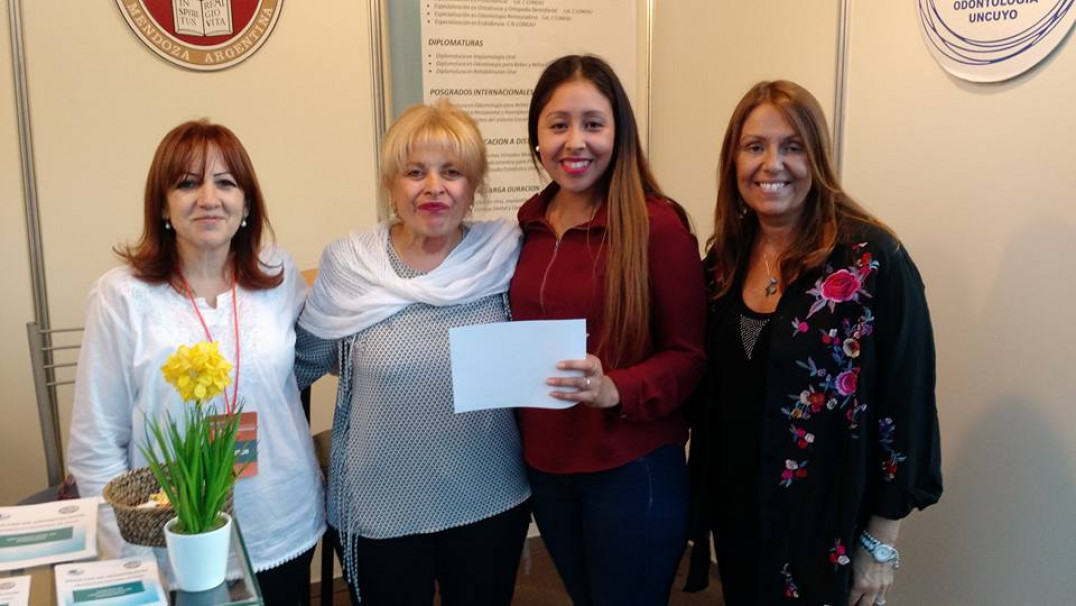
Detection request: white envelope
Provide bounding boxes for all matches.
[449,319,587,413]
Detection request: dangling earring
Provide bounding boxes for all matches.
[241,218,248,227]
[164,219,172,230]
[534,145,540,156]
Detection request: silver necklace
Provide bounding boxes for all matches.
[763,253,779,297]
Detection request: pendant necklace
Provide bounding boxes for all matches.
[763,253,779,297]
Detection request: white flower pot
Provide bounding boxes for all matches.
[163,513,232,592]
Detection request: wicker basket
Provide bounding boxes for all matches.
[102,467,233,548]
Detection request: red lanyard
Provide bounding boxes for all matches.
[180,275,240,414]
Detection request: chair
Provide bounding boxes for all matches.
[22,322,82,504]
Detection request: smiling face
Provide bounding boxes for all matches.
[164,145,247,260]
[391,144,474,242]
[535,78,616,202]
[735,103,813,227]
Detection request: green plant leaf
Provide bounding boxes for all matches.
[139,396,242,534]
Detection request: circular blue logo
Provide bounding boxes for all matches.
[918,0,1076,81]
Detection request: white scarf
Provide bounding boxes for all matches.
[299,218,522,339]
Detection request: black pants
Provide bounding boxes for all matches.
[330,501,530,606]
[256,544,317,606]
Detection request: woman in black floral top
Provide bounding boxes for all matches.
[685,81,942,605]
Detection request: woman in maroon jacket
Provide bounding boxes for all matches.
[508,54,706,606]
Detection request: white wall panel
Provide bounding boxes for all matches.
[0,4,45,505]
[650,0,840,240]
[842,4,1076,603]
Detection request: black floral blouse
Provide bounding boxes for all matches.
[686,222,943,604]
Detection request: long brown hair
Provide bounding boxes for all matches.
[116,120,282,292]
[528,55,684,366]
[707,80,893,298]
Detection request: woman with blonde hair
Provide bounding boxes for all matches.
[296,100,530,606]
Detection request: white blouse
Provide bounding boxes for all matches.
[67,247,325,572]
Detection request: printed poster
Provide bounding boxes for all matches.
[420,0,639,218]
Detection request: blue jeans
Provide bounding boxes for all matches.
[528,444,689,606]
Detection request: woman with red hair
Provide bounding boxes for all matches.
[68,120,324,605]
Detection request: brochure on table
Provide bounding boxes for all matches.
[55,556,166,606]
[0,498,98,571]
[0,575,31,606]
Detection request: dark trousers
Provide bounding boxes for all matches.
[330,501,530,606]
[255,544,317,606]
[528,443,690,606]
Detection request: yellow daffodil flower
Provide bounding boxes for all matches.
[144,340,242,533]
[160,341,233,404]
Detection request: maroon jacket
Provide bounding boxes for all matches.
[509,186,707,473]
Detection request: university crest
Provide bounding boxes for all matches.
[115,0,283,71]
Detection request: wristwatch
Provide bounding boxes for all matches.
[858,530,901,568]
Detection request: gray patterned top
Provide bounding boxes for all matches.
[739,313,771,361]
[295,240,530,552]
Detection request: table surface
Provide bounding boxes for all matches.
[2,520,263,606]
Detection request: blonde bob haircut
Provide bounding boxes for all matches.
[380,99,489,196]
